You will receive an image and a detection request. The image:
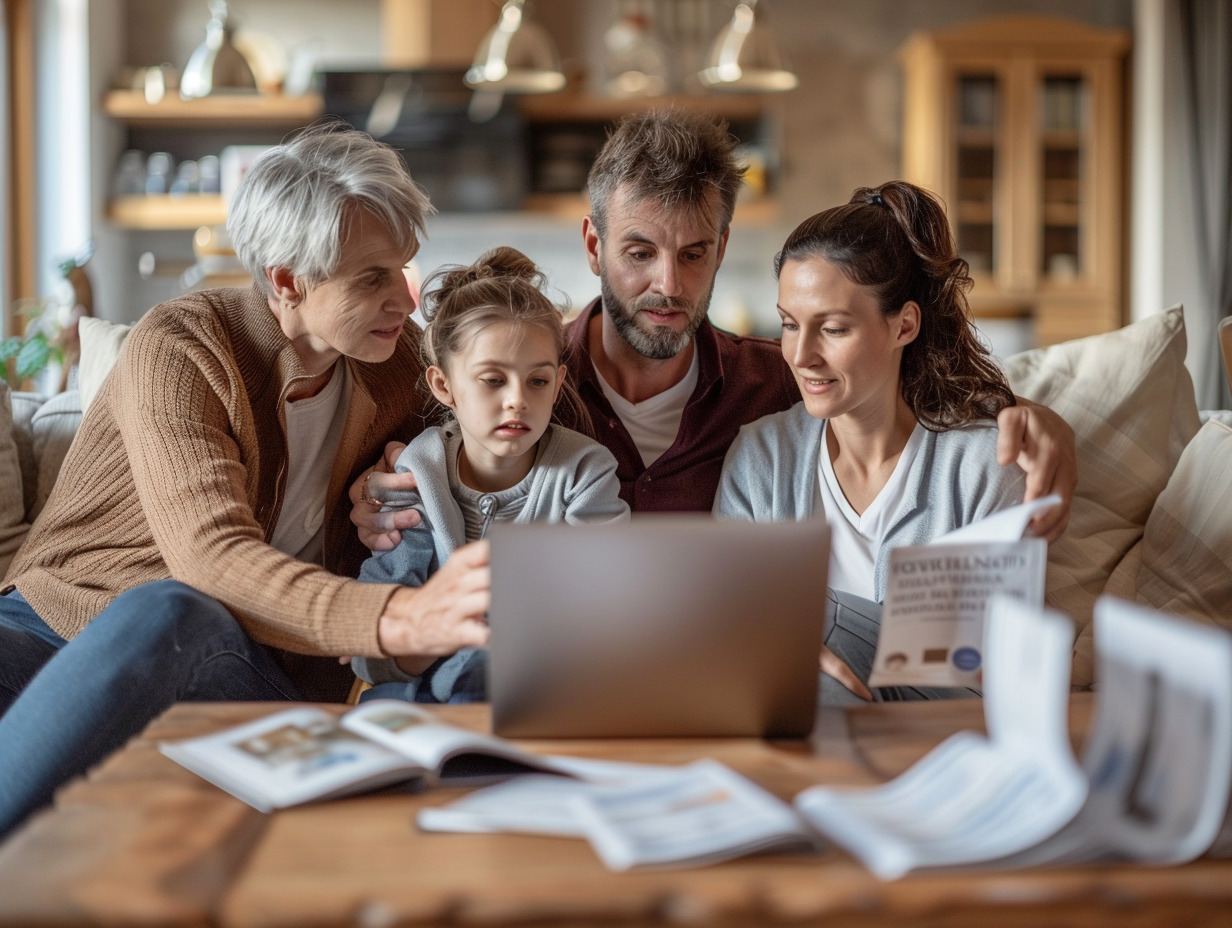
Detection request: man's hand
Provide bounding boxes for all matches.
[997,398,1077,542]
[349,441,420,550]
[820,645,872,701]
[377,540,491,658]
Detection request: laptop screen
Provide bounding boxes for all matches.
[488,515,830,739]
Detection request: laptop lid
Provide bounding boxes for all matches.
[488,516,829,739]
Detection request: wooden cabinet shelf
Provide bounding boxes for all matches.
[103,92,325,231]
[106,195,227,230]
[102,90,324,127]
[899,15,1130,345]
[956,202,995,224]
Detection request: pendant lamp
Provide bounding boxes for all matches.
[464,0,566,94]
[698,0,797,93]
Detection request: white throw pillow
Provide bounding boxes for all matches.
[1002,306,1202,682]
[78,316,133,412]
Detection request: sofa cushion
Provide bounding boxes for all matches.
[29,390,83,520]
[6,389,45,518]
[0,383,30,579]
[78,316,132,413]
[1002,306,1203,684]
[1130,418,1232,620]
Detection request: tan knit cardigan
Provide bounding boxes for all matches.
[6,286,429,659]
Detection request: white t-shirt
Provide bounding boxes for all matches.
[269,363,352,563]
[594,348,699,467]
[818,420,925,601]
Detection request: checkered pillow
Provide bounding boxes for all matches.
[1132,418,1232,618]
[1002,306,1203,685]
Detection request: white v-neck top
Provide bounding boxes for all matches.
[593,348,699,467]
[818,420,926,600]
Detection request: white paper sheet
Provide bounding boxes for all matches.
[796,597,1085,879]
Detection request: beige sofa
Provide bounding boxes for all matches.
[0,388,81,576]
[2,308,1230,688]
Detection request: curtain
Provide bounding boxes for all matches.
[1178,0,1232,409]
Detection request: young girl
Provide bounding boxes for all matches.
[714,181,1027,705]
[353,247,629,703]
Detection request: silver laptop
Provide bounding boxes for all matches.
[488,516,829,739]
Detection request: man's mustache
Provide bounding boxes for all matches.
[635,297,692,313]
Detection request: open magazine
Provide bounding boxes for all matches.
[794,595,1232,879]
[160,699,602,812]
[868,495,1059,689]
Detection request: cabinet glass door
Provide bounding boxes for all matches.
[1038,75,1087,283]
[954,75,1000,277]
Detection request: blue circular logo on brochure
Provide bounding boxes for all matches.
[952,647,982,671]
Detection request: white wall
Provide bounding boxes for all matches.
[1131,0,1221,408]
[34,0,92,298]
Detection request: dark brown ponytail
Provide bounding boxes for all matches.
[774,181,1014,430]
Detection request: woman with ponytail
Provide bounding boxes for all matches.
[352,246,629,704]
[714,181,1027,704]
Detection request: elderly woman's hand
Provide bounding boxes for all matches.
[350,441,423,550]
[377,540,491,658]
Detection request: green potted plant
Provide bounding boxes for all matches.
[0,298,67,392]
[1,243,93,393]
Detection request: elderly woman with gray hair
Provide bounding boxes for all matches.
[0,125,489,837]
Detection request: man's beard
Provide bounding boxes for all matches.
[599,270,713,361]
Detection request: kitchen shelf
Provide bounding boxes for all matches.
[106,195,227,230]
[102,90,324,127]
[515,92,772,125]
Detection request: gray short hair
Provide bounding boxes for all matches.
[586,110,745,238]
[228,122,434,295]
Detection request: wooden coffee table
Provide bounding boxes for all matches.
[1,694,1231,927]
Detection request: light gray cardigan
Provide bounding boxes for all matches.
[714,402,1026,706]
[713,402,1026,602]
[354,423,629,697]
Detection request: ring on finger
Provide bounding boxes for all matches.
[360,469,384,506]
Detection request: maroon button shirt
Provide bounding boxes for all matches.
[562,299,800,513]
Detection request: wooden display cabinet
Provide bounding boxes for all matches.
[898,16,1130,345]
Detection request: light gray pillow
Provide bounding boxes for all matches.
[0,383,31,580]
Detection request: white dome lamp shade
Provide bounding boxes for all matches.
[464,0,567,94]
[180,0,257,99]
[698,1,798,93]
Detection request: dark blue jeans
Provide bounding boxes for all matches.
[0,580,301,838]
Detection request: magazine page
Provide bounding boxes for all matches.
[999,597,1232,867]
[932,494,1063,544]
[339,699,572,784]
[869,495,1060,688]
[160,706,419,812]
[417,763,684,838]
[570,760,820,870]
[795,597,1085,879]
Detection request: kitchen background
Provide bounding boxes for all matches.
[74,0,1135,358]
